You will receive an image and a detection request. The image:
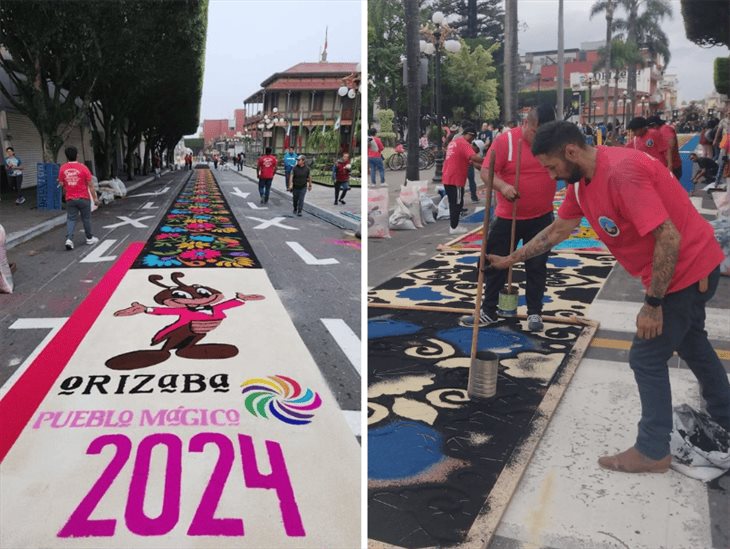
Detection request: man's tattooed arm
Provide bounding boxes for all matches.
[648,219,681,299]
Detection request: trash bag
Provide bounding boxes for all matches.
[420,194,437,224]
[400,185,423,228]
[368,187,390,239]
[670,404,730,481]
[389,198,417,230]
[436,195,450,220]
[0,224,13,294]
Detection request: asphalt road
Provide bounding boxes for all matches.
[1,168,361,414]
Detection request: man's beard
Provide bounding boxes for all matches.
[565,160,583,184]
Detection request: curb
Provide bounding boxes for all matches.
[6,172,167,250]
[228,169,361,232]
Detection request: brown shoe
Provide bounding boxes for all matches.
[598,447,671,473]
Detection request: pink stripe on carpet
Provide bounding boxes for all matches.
[0,242,144,462]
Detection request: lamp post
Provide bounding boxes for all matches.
[338,65,361,155]
[622,91,628,128]
[585,74,595,124]
[420,11,461,184]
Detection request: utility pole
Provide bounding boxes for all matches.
[503,0,517,122]
[557,0,564,119]
[404,0,421,182]
[603,0,614,125]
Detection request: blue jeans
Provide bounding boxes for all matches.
[629,266,730,459]
[467,165,478,200]
[66,198,93,241]
[368,156,385,185]
[715,155,727,185]
[258,178,272,200]
[292,187,307,213]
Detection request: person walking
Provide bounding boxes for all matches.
[461,105,557,332]
[256,147,277,204]
[333,152,351,205]
[441,124,482,236]
[367,128,385,187]
[283,147,298,187]
[490,120,729,473]
[58,146,99,250]
[288,155,312,217]
[4,147,25,205]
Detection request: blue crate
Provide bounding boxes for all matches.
[36,163,62,210]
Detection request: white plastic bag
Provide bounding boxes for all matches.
[368,187,390,239]
[389,199,417,230]
[670,404,730,481]
[0,224,13,294]
[436,195,450,220]
[420,194,437,223]
[400,185,423,228]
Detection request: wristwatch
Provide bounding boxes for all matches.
[644,294,663,307]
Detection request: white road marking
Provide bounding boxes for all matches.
[286,242,339,265]
[321,318,361,375]
[231,187,250,199]
[248,216,299,231]
[341,410,361,437]
[102,215,155,229]
[129,186,169,198]
[247,202,268,210]
[141,202,158,209]
[2,318,68,399]
[80,239,118,263]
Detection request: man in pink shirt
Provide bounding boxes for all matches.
[461,105,556,332]
[489,120,729,474]
[367,127,386,187]
[441,124,482,235]
[626,116,671,170]
[58,146,99,250]
[648,115,682,179]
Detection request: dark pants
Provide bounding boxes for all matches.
[9,174,23,200]
[629,266,730,459]
[467,165,478,200]
[258,178,272,201]
[444,184,464,229]
[672,166,682,180]
[715,155,727,185]
[482,212,553,316]
[335,181,349,202]
[292,187,307,213]
[66,198,93,241]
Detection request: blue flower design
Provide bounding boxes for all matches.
[170,209,191,215]
[141,254,182,267]
[190,235,215,242]
[160,226,187,233]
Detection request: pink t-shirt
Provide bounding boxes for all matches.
[58,162,93,201]
[627,128,668,165]
[658,124,681,169]
[558,146,723,293]
[487,127,556,220]
[257,155,278,179]
[441,136,474,187]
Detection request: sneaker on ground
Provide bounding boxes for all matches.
[527,314,544,332]
[459,311,499,328]
[449,225,468,235]
[297,211,302,217]
[379,182,388,187]
[86,236,99,246]
[339,199,346,204]
[65,239,74,250]
[15,196,26,205]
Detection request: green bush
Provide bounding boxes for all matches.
[715,57,730,96]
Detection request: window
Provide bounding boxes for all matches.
[312,92,324,112]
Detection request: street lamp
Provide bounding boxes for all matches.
[339,69,361,154]
[420,11,461,184]
[622,91,628,128]
[585,74,595,124]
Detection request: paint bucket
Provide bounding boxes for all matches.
[497,287,519,317]
[468,351,499,400]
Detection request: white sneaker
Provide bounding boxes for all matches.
[379,182,388,187]
[65,239,74,250]
[86,236,99,245]
[449,226,468,235]
[527,314,544,332]
[459,311,499,328]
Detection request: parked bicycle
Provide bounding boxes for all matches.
[386,144,436,171]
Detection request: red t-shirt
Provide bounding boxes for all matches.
[442,136,474,187]
[58,162,93,201]
[558,146,723,293]
[627,128,668,165]
[257,155,278,179]
[486,127,556,220]
[334,160,351,182]
[368,136,384,159]
[658,124,681,169]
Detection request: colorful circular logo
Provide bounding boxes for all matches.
[241,375,322,425]
[598,216,620,237]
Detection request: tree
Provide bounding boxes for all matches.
[590,0,616,125]
[368,0,406,120]
[502,0,518,122]
[442,40,499,121]
[431,0,504,41]
[595,38,643,124]
[404,0,422,181]
[0,1,102,162]
[681,0,730,48]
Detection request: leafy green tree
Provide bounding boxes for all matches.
[431,0,504,40]
[0,0,102,162]
[594,38,643,123]
[680,0,729,48]
[368,0,406,120]
[442,40,499,121]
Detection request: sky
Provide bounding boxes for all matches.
[517,0,729,104]
[197,0,362,127]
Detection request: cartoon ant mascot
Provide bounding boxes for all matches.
[105,272,264,370]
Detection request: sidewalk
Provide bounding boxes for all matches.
[226,164,361,232]
[1,172,167,250]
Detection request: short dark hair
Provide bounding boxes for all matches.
[533,104,556,126]
[265,147,272,154]
[65,146,78,161]
[368,127,377,136]
[532,121,587,157]
[5,146,13,152]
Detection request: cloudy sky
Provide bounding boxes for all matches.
[517,0,729,103]
[198,0,362,123]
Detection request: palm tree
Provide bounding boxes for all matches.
[613,0,673,105]
[590,0,616,125]
[595,38,643,125]
[503,0,518,122]
[404,0,421,181]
